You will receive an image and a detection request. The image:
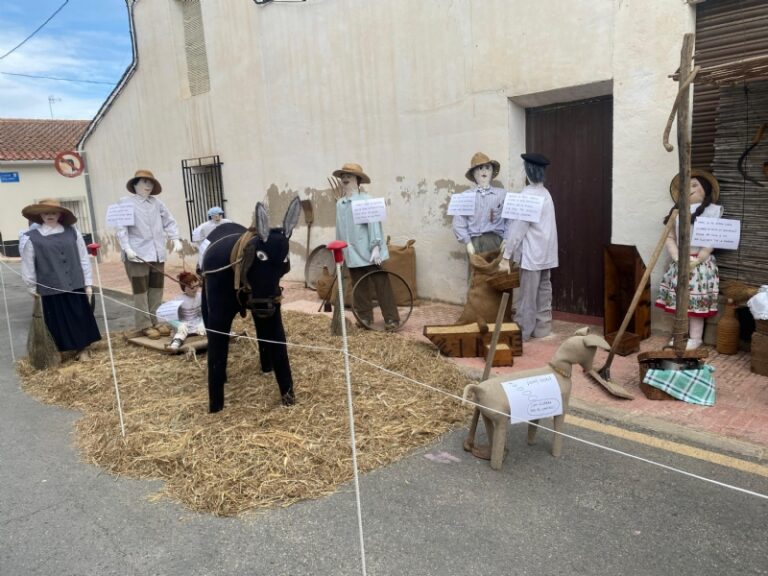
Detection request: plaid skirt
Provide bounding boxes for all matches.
[655,255,719,318]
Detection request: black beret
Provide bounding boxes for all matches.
[521,153,550,167]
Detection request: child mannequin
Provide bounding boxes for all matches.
[334,162,400,330]
[193,206,232,265]
[655,170,722,350]
[167,271,206,351]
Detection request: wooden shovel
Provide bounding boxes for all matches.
[587,209,678,399]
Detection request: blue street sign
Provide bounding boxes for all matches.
[0,172,20,183]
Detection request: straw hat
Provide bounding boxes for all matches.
[126,169,162,195]
[465,152,501,182]
[332,163,371,184]
[669,169,720,203]
[22,198,77,227]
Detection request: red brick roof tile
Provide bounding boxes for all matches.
[0,118,89,161]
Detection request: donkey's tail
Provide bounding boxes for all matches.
[462,383,480,406]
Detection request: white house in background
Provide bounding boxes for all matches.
[0,118,91,256]
[79,0,768,334]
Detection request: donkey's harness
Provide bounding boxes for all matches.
[201,229,283,318]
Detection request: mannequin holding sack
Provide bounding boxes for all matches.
[655,169,723,350]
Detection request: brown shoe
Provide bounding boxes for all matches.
[143,327,161,340]
[155,324,171,337]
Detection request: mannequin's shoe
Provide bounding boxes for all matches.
[168,338,183,351]
[686,338,703,350]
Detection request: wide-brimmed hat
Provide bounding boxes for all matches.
[126,169,162,195]
[669,169,720,204]
[332,163,371,184]
[22,198,77,227]
[465,152,501,182]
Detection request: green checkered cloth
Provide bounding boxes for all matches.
[643,365,716,406]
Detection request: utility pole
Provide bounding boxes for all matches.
[48,95,61,119]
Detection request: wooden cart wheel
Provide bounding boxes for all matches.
[350,269,413,332]
[304,244,336,290]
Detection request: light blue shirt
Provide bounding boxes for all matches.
[452,185,507,244]
[335,192,389,269]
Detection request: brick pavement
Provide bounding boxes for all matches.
[94,260,768,457]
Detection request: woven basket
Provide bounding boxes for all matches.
[487,268,520,292]
[716,301,740,355]
[755,319,768,336]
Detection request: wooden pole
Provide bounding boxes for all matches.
[482,292,510,381]
[674,33,695,356]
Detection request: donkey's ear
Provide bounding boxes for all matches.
[254,203,269,242]
[282,196,301,238]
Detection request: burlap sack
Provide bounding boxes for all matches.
[315,266,335,301]
[382,237,417,305]
[456,248,513,331]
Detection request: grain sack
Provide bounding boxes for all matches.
[382,237,418,306]
[455,249,513,331]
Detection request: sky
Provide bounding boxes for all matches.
[0,0,132,120]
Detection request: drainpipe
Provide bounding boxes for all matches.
[77,0,140,248]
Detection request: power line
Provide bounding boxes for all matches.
[0,71,116,85]
[0,0,70,60]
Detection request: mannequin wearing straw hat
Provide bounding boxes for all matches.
[20,199,101,360]
[453,152,507,256]
[116,170,184,339]
[334,163,400,330]
[656,170,723,350]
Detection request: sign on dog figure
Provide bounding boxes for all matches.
[501,373,563,423]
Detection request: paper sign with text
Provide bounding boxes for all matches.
[106,203,135,227]
[692,217,741,250]
[501,373,563,423]
[156,300,181,323]
[352,198,387,224]
[447,191,476,216]
[502,192,545,222]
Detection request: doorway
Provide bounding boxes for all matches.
[525,96,613,317]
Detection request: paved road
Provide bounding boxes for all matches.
[1,262,766,576]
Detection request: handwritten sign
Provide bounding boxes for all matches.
[106,203,135,227]
[501,373,563,423]
[447,191,476,216]
[352,198,387,224]
[692,217,741,250]
[156,300,181,323]
[502,192,545,222]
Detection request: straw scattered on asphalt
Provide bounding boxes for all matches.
[17,310,471,516]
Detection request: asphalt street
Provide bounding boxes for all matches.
[1,261,766,576]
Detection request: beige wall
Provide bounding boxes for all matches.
[84,0,695,319]
[0,162,90,252]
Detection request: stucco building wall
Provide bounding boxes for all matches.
[84,0,694,318]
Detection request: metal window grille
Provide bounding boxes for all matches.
[59,198,92,235]
[182,155,225,239]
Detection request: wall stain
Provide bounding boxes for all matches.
[265,183,337,229]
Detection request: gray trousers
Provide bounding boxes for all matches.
[515,268,553,341]
[124,260,165,330]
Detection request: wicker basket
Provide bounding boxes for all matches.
[755,319,768,336]
[487,268,520,292]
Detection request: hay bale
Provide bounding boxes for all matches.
[17,311,470,516]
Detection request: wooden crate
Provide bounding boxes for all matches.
[483,342,514,367]
[424,322,523,358]
[637,349,708,401]
[751,332,768,376]
[605,331,640,356]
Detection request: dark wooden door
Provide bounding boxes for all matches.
[525,96,612,317]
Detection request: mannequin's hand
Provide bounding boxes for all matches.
[466,242,475,256]
[370,245,382,266]
[499,240,506,254]
[31,291,39,299]
[85,286,93,297]
[173,239,184,254]
[501,258,511,273]
[124,247,139,261]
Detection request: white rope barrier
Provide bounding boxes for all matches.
[1,258,766,504]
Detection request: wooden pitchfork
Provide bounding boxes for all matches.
[328,176,343,200]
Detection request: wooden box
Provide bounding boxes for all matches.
[751,332,768,376]
[605,331,641,356]
[637,349,708,401]
[604,244,651,343]
[484,342,514,367]
[424,322,523,358]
